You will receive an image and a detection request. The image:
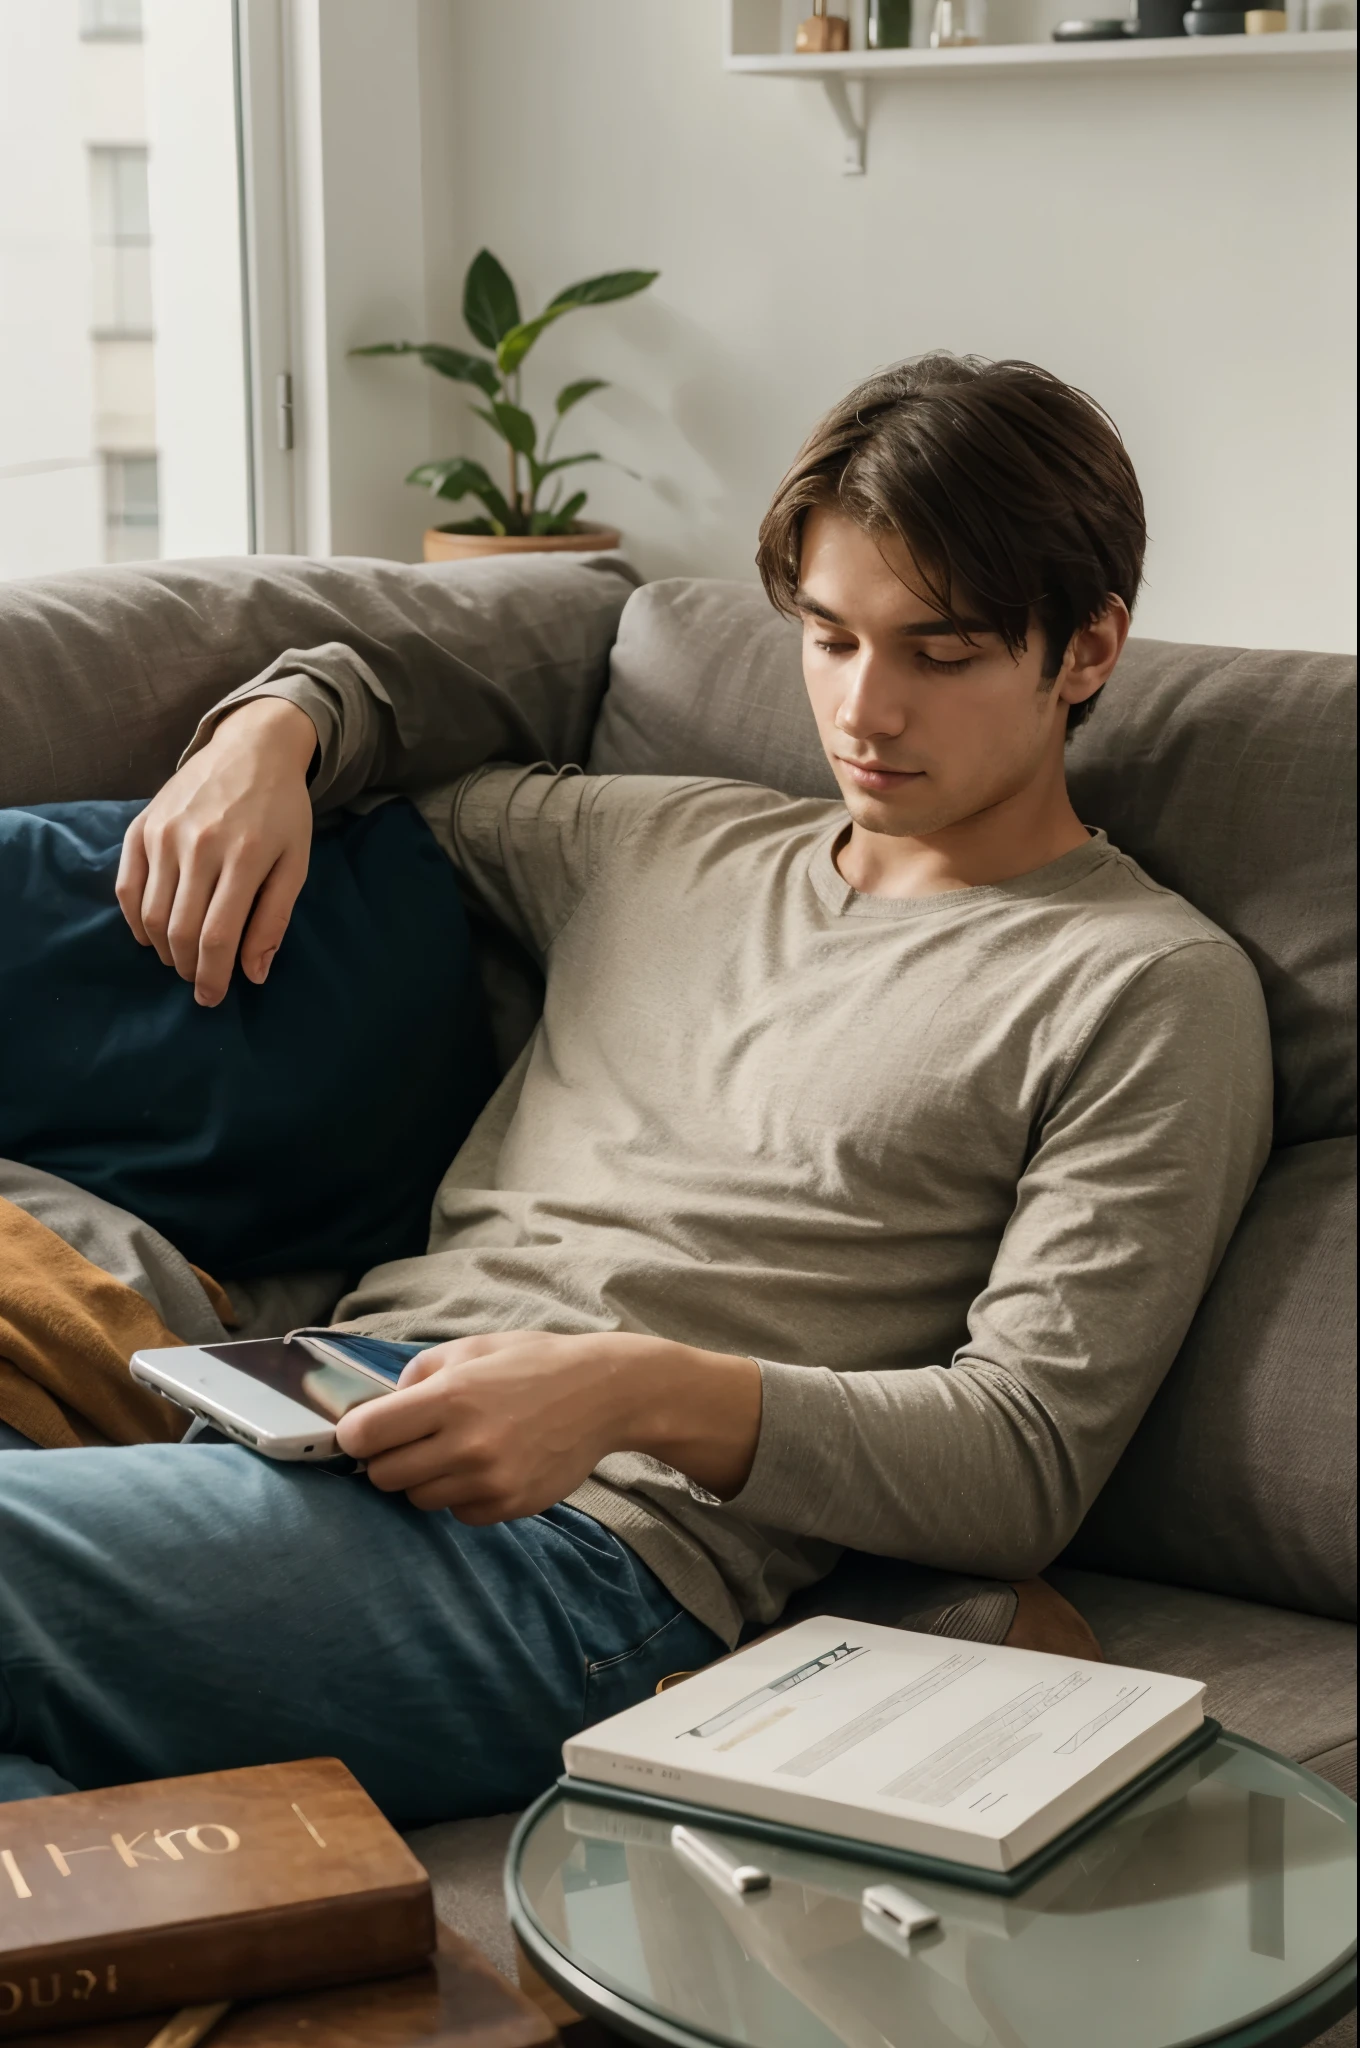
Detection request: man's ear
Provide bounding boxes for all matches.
[1057,597,1130,712]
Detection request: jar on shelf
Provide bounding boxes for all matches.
[796,2,852,51]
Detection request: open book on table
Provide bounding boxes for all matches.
[561,1617,1210,1891]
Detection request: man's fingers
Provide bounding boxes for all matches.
[137,826,187,970]
[362,1435,468,1495]
[115,814,152,946]
[239,846,309,987]
[165,861,220,989]
[392,1335,516,1389]
[193,853,277,1008]
[364,1429,503,1500]
[335,1380,448,1460]
[396,1348,446,1389]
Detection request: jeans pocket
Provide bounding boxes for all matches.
[582,1603,721,1728]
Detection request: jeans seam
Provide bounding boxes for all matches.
[585,1604,694,1680]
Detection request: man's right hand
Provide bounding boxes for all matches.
[116,697,319,1008]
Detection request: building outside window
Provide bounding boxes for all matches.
[78,0,144,43]
[90,147,153,338]
[103,451,159,562]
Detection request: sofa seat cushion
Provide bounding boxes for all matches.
[407,1812,521,1981]
[1052,1569,1357,1789]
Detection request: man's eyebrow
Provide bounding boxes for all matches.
[792,589,992,637]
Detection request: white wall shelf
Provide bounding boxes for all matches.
[724,3,1356,171]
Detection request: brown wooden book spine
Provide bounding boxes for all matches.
[0,1884,435,2037]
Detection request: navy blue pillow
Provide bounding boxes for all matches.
[0,799,496,1279]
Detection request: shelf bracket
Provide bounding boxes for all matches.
[822,76,867,174]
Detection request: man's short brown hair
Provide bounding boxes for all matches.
[756,354,1147,729]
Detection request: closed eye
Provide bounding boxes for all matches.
[919,653,974,675]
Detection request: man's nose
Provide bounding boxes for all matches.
[834,648,907,739]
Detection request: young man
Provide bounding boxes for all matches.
[0,356,1271,1816]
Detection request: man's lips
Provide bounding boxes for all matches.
[837,758,926,792]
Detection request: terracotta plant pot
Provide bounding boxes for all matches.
[422,520,621,564]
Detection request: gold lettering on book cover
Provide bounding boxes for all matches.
[0,1964,118,2019]
[110,1832,159,1867]
[46,1842,113,1877]
[1,1819,243,1902]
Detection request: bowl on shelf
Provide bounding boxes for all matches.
[1051,16,1135,34]
[1183,0,1249,25]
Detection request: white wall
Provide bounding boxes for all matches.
[418,0,1356,653]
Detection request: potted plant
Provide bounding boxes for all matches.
[352,249,657,561]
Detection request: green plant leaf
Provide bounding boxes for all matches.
[496,268,657,374]
[555,377,608,416]
[494,311,563,377]
[405,457,511,530]
[530,490,590,537]
[351,340,499,398]
[545,268,658,313]
[528,451,602,491]
[474,400,537,457]
[462,249,521,350]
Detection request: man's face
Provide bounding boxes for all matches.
[797,507,1071,841]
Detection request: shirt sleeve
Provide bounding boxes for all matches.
[173,552,638,808]
[424,762,616,961]
[716,937,1274,1581]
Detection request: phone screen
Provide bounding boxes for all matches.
[203,1340,392,1424]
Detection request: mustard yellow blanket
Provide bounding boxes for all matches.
[0,1195,234,1448]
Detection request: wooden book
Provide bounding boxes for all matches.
[0,1760,435,2037]
[29,1925,557,2048]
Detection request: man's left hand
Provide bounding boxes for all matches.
[333,1330,763,1521]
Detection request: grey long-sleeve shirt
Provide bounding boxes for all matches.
[189,662,1273,1646]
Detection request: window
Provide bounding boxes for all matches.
[0,2,250,577]
[89,147,153,337]
[78,0,144,42]
[103,453,160,562]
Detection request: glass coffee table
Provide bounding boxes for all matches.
[507,1731,1356,2048]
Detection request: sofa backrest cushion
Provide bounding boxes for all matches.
[0,551,637,808]
[589,579,1357,1147]
[1064,1138,1357,1621]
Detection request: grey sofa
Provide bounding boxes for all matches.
[2,551,1355,2038]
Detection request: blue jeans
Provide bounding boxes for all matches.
[0,1440,722,1819]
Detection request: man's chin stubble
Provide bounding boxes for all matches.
[846,793,960,839]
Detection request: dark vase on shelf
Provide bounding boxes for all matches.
[869,0,915,44]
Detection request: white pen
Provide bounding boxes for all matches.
[671,1824,771,1897]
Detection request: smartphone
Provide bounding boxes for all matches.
[130,1336,395,1461]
